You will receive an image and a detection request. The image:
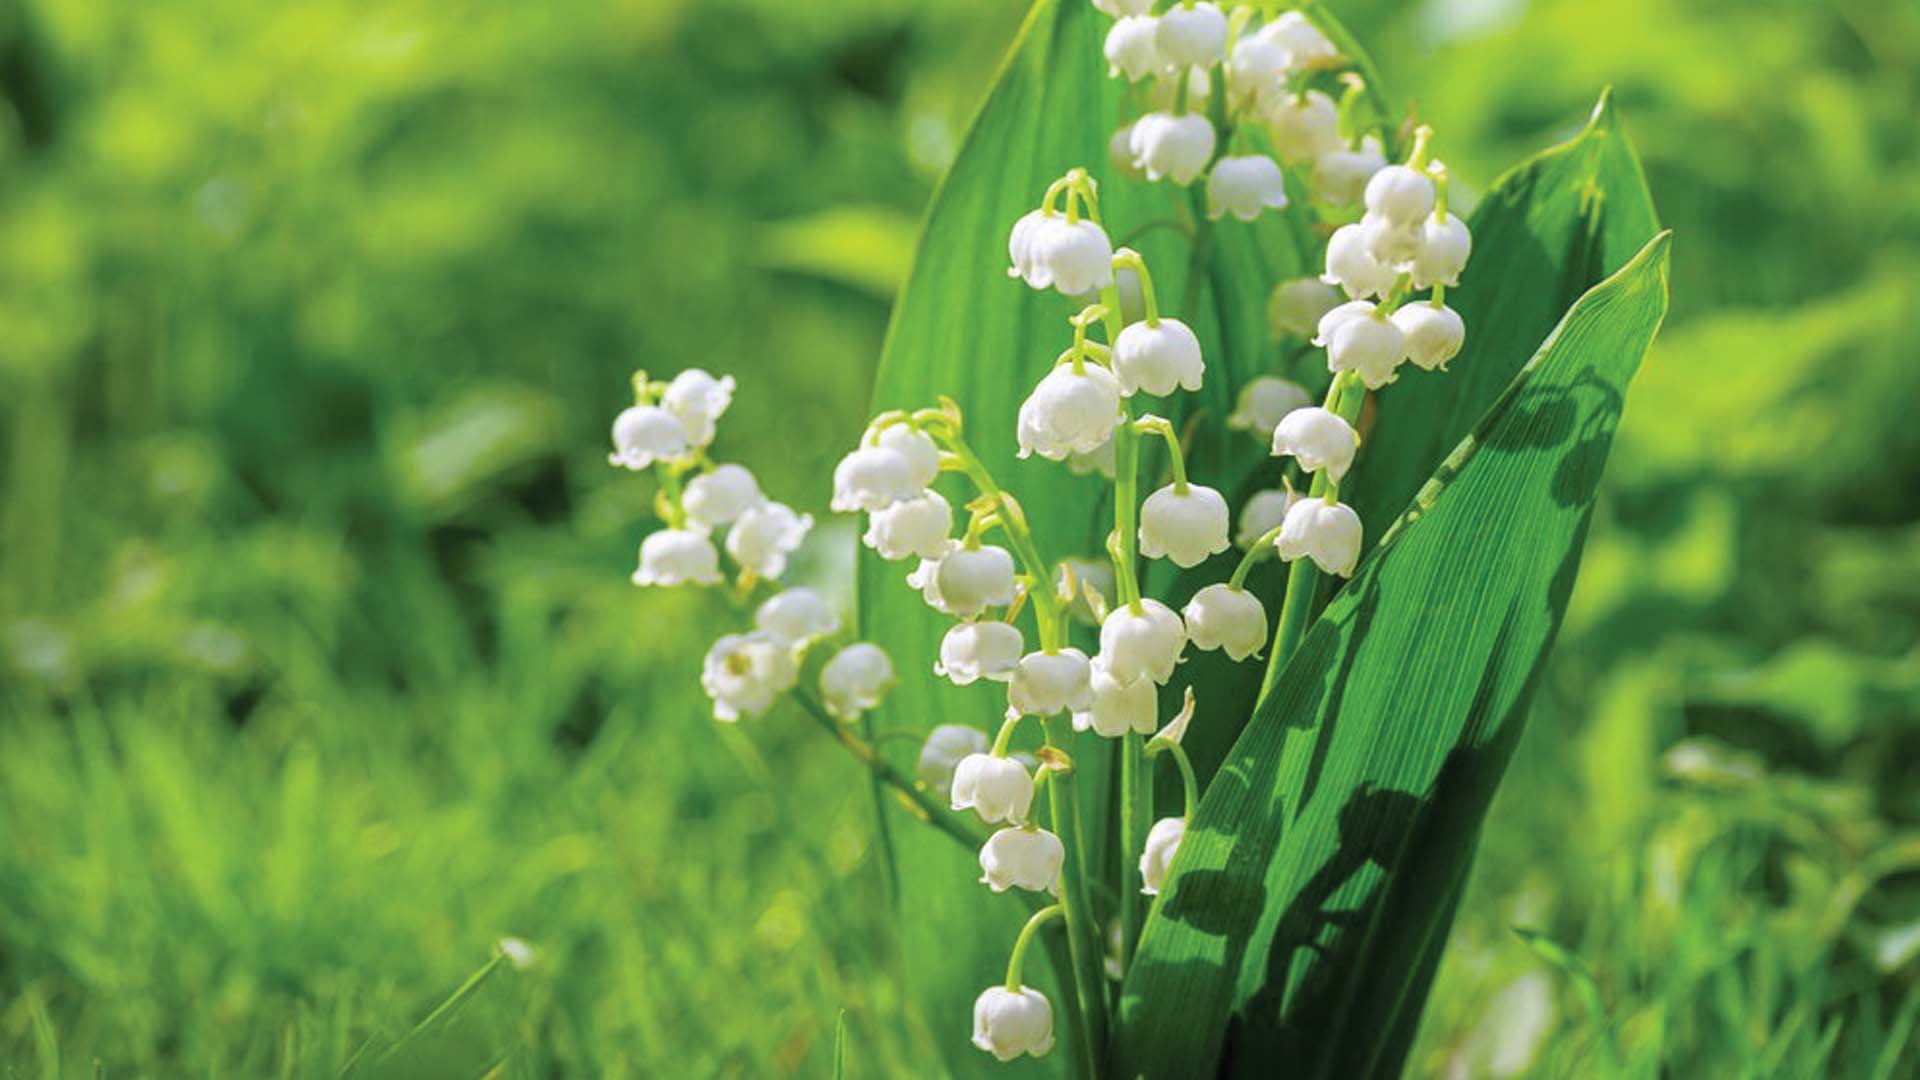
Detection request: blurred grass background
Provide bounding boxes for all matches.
[0,0,1916,1075]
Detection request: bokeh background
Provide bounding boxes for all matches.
[2,0,1917,1075]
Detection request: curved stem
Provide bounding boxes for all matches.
[934,429,1066,651]
[1005,904,1066,990]
[1147,740,1200,822]
[1229,522,1287,590]
[1135,415,1189,492]
[1110,249,1162,327]
[791,690,987,853]
[991,711,1026,757]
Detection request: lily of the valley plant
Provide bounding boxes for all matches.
[615,1,1476,1071]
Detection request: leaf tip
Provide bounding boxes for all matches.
[1586,86,1619,133]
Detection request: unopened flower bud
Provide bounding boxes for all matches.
[1139,816,1187,894]
[608,405,690,471]
[632,528,723,587]
[979,826,1065,893]
[1182,583,1267,661]
[972,986,1054,1062]
[1009,648,1095,717]
[1113,318,1205,397]
[951,753,1035,824]
[917,724,989,797]
[1017,363,1123,461]
[1098,598,1186,685]
[1271,405,1359,482]
[1275,497,1363,576]
[1139,483,1231,568]
[1392,302,1466,370]
[725,500,812,580]
[683,463,763,530]
[700,631,798,722]
[1227,375,1312,440]
[754,586,840,645]
[936,620,1025,685]
[1129,111,1217,186]
[863,490,953,561]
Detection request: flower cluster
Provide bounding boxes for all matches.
[614,369,899,727]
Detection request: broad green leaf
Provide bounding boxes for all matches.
[1115,232,1673,1078]
[1350,90,1660,546]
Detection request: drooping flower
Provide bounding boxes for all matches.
[862,490,953,561]
[832,445,920,513]
[725,500,812,579]
[700,631,798,722]
[1322,220,1398,299]
[972,986,1055,1062]
[1235,486,1299,549]
[1316,300,1407,389]
[1392,302,1466,370]
[1227,375,1312,440]
[979,826,1066,893]
[932,544,1019,618]
[1257,10,1338,71]
[1226,33,1289,104]
[1104,15,1164,82]
[876,424,941,489]
[820,642,897,718]
[1153,1,1228,69]
[754,586,840,645]
[936,620,1025,685]
[631,528,723,587]
[1017,362,1123,461]
[1206,155,1289,221]
[1268,277,1341,339]
[1266,90,1341,164]
[1313,135,1387,207]
[683,463,763,530]
[1182,583,1267,661]
[1073,657,1158,738]
[1112,318,1205,397]
[1098,599,1187,685]
[950,753,1035,824]
[608,405,690,471]
[1274,497,1364,576]
[1363,164,1438,227]
[1128,111,1217,186]
[1271,406,1360,482]
[661,369,737,448]
[1408,211,1472,288]
[917,724,990,798]
[1009,648,1095,717]
[1139,483,1231,568]
[1139,816,1188,895]
[1020,215,1116,296]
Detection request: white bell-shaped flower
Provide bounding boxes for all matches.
[832,445,919,513]
[726,500,812,580]
[1139,816,1188,895]
[1009,648,1094,717]
[1112,318,1205,397]
[1139,483,1231,568]
[1268,277,1340,339]
[1313,135,1386,207]
[1364,210,1425,267]
[1206,155,1289,221]
[683,463,763,530]
[1316,301,1407,389]
[1099,599,1187,685]
[917,724,990,798]
[876,424,940,489]
[1226,375,1312,440]
[1271,406,1359,482]
[1023,216,1116,296]
[1104,16,1164,82]
[979,826,1065,894]
[661,369,736,448]
[906,542,953,611]
[631,528,722,587]
[1259,10,1338,70]
[1274,497,1364,576]
[700,631,798,722]
[1236,486,1299,548]
[1153,2,1227,69]
[1322,221,1398,299]
[820,642,896,718]
[754,586,840,645]
[1092,0,1152,14]
[936,620,1025,685]
[1393,302,1466,371]
[1409,212,1471,288]
[1017,362,1123,461]
[972,986,1054,1062]
[932,544,1018,618]
[1266,90,1341,164]
[1227,34,1289,103]
[1073,657,1158,738]
[862,490,953,561]
[1363,164,1438,227]
[950,752,1035,824]
[1007,209,1047,284]
[1128,111,1216,186]
[1066,434,1118,478]
[1183,583,1267,661]
[608,405,690,471]
[1057,557,1116,626]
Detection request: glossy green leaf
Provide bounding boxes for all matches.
[1115,231,1673,1078]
